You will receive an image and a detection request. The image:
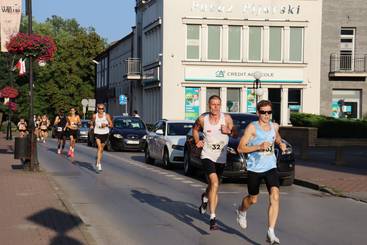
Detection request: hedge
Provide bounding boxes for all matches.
[290,113,367,138]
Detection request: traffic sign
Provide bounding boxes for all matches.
[119,95,127,105]
[81,99,88,106]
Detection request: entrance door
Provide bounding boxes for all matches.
[268,88,281,123]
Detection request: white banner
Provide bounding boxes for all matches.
[0,0,22,52]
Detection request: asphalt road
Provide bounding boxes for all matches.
[37,140,367,245]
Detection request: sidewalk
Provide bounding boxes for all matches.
[294,146,367,203]
[0,133,95,245]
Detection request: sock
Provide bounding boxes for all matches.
[203,196,208,203]
[268,227,275,235]
[210,213,216,220]
[239,210,246,217]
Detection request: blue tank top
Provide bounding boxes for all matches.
[247,121,277,173]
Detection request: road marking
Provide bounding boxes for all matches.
[166,174,176,177]
[191,184,204,188]
[182,180,194,184]
[173,177,185,180]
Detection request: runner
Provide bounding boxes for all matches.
[193,95,234,230]
[66,108,81,158]
[236,100,286,245]
[54,109,67,154]
[17,117,28,138]
[90,104,113,173]
[39,115,50,143]
[35,115,41,141]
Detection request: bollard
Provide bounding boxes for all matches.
[14,136,31,159]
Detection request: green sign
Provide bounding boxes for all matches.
[185,87,200,120]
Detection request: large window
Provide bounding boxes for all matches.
[228,26,241,61]
[289,27,303,62]
[186,25,200,59]
[248,27,262,61]
[288,89,301,112]
[269,27,282,61]
[227,88,240,112]
[339,28,355,70]
[331,90,361,119]
[208,25,221,60]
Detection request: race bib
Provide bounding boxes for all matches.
[262,144,274,156]
[40,125,47,130]
[57,127,63,132]
[210,141,225,153]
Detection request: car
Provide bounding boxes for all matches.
[144,119,194,169]
[77,120,89,143]
[183,113,295,186]
[88,116,148,151]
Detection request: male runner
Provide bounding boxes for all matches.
[54,109,67,154]
[66,108,81,158]
[236,100,286,244]
[193,95,233,230]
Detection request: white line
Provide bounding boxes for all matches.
[182,180,194,184]
[191,184,204,188]
[166,175,177,177]
[173,177,185,180]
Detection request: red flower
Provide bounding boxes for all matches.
[6,101,17,112]
[0,86,18,98]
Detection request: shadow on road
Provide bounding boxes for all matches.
[131,189,260,244]
[75,161,96,173]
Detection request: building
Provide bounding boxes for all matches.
[320,0,367,119]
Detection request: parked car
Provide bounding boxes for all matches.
[183,113,295,185]
[144,119,194,169]
[77,120,90,143]
[88,116,147,151]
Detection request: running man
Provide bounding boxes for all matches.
[193,95,234,230]
[90,104,113,173]
[17,117,28,138]
[66,108,81,158]
[236,100,286,244]
[39,115,50,143]
[54,109,67,154]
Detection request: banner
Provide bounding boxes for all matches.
[185,87,200,120]
[246,88,256,113]
[0,0,22,52]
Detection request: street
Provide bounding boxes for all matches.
[38,140,367,245]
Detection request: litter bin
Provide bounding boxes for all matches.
[14,136,31,159]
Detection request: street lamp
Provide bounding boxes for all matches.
[252,71,263,104]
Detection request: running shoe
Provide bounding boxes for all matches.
[70,151,74,158]
[67,149,72,157]
[199,193,208,214]
[57,149,61,154]
[236,209,247,229]
[209,218,219,230]
[266,230,280,244]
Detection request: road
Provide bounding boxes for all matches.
[37,139,367,245]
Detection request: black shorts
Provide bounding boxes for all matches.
[202,158,225,179]
[95,134,109,144]
[67,129,78,139]
[56,131,66,139]
[247,168,279,196]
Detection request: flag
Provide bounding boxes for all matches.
[15,58,26,76]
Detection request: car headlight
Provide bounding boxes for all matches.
[172,144,184,151]
[281,141,293,155]
[142,135,147,140]
[113,134,123,139]
[227,147,237,155]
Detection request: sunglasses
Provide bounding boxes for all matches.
[259,110,272,115]
[98,107,104,110]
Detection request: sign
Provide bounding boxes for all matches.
[185,66,304,83]
[0,0,22,52]
[119,95,127,105]
[185,87,200,120]
[246,89,256,113]
[81,99,88,106]
[143,67,159,81]
[88,99,96,111]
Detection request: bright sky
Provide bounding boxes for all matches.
[22,0,136,43]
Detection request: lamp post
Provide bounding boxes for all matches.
[252,71,264,104]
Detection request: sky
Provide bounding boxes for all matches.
[22,0,136,43]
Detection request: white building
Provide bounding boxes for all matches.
[108,0,323,125]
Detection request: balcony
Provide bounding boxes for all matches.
[329,54,367,77]
[124,58,141,80]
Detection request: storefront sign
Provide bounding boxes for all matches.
[185,87,200,120]
[246,89,256,113]
[0,0,22,52]
[185,67,304,83]
[143,67,159,81]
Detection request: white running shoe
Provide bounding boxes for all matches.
[267,230,280,244]
[236,209,247,229]
[98,163,102,172]
[57,149,61,154]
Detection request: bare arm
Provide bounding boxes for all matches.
[193,115,204,148]
[107,114,113,128]
[274,123,287,152]
[90,114,96,128]
[54,116,60,126]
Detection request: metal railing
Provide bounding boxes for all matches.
[330,54,367,73]
[124,58,141,78]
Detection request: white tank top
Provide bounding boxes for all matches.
[94,113,110,135]
[201,113,229,164]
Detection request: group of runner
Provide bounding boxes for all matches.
[194,95,286,244]
[17,114,50,142]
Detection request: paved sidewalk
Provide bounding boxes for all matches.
[294,146,367,203]
[0,133,94,245]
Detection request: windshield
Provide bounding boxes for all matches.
[231,114,258,135]
[114,118,145,130]
[167,123,193,136]
[81,121,89,128]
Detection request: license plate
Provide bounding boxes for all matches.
[126,140,139,145]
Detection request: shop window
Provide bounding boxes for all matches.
[288,89,301,112]
[269,27,282,62]
[289,27,303,62]
[206,87,220,110]
[331,90,361,119]
[268,88,281,123]
[248,27,262,61]
[186,25,200,60]
[227,88,240,112]
[228,26,241,61]
[208,25,221,60]
[185,87,200,120]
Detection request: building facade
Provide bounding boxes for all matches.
[320,0,367,119]
[134,0,323,125]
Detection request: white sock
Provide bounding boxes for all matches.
[268,227,275,235]
[239,210,246,217]
[203,196,208,203]
[210,213,216,219]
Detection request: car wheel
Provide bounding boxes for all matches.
[183,149,194,176]
[281,170,295,186]
[144,145,154,164]
[162,148,171,169]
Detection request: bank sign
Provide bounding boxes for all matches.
[185,67,304,83]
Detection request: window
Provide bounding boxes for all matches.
[186,25,200,59]
[228,26,241,61]
[288,89,301,112]
[206,87,220,111]
[340,28,355,70]
[167,123,193,136]
[248,27,262,61]
[269,27,282,62]
[227,88,240,112]
[208,25,221,60]
[332,89,361,119]
[289,27,303,62]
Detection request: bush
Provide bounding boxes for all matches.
[290,113,367,138]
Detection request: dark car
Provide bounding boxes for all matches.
[77,120,90,143]
[183,113,295,186]
[88,116,147,151]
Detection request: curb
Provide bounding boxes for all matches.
[295,178,367,204]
